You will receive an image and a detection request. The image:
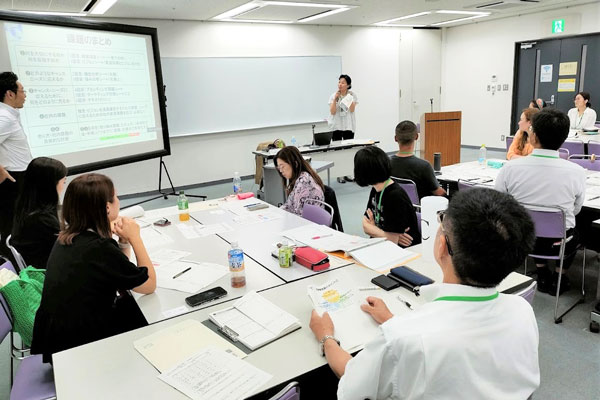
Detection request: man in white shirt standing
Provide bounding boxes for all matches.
[495,108,586,295]
[310,188,540,400]
[0,72,32,258]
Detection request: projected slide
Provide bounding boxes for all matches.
[3,22,158,158]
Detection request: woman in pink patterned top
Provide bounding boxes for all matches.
[274,146,325,216]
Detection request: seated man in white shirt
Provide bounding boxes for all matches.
[309,188,540,400]
[495,108,586,295]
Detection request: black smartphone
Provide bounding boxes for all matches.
[153,218,171,227]
[185,287,228,307]
[371,275,401,291]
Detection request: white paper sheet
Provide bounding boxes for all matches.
[156,261,228,293]
[349,240,420,273]
[150,248,191,266]
[176,223,233,239]
[158,346,272,400]
[140,225,175,248]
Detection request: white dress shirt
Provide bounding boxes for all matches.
[328,90,358,133]
[568,107,597,130]
[337,283,540,400]
[495,148,586,229]
[0,102,32,171]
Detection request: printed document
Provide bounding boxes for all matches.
[156,261,228,293]
[158,346,271,400]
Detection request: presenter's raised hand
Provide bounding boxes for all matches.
[114,216,140,243]
[361,296,393,324]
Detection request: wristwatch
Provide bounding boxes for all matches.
[319,335,340,357]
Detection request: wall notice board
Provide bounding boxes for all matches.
[161,56,342,136]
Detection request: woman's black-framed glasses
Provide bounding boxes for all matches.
[437,210,453,256]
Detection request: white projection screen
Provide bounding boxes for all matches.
[0,12,170,174]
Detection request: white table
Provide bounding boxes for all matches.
[131,207,285,324]
[52,254,532,399]
[190,199,354,283]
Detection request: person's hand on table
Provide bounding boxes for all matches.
[397,227,413,247]
[309,310,334,342]
[361,296,394,325]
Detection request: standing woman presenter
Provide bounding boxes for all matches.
[329,74,358,183]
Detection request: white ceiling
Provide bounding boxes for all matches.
[0,0,595,27]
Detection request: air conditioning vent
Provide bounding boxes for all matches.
[472,0,540,11]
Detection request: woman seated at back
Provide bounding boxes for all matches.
[355,146,421,248]
[11,157,67,269]
[274,146,325,216]
[507,107,538,160]
[31,173,156,363]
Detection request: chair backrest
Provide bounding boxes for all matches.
[587,140,600,156]
[560,140,584,156]
[6,235,28,272]
[323,185,344,232]
[523,204,566,239]
[568,155,600,171]
[269,381,300,400]
[391,177,419,205]
[301,199,334,227]
[558,148,569,159]
[416,211,422,235]
[515,280,537,305]
[0,261,16,341]
[506,135,514,152]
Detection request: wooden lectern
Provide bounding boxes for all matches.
[419,111,462,166]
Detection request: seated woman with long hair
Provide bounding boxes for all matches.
[507,108,538,160]
[31,173,156,363]
[274,146,325,216]
[11,157,67,269]
[355,146,421,248]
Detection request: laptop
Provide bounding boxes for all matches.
[313,131,333,146]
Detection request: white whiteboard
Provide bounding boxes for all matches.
[161,56,341,136]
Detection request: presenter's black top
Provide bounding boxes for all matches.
[11,208,59,269]
[31,231,149,363]
[365,182,421,247]
[390,155,440,199]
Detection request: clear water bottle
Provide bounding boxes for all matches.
[177,191,189,221]
[233,172,242,194]
[291,136,297,147]
[228,241,246,288]
[478,144,487,168]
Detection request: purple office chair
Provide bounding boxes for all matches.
[268,381,300,400]
[506,135,514,153]
[301,199,333,227]
[558,148,569,159]
[0,261,56,400]
[587,139,600,156]
[523,204,585,323]
[391,177,419,206]
[560,140,584,156]
[568,155,600,171]
[514,280,537,305]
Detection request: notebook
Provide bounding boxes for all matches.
[208,291,301,351]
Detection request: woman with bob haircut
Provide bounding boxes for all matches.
[354,146,420,248]
[31,173,155,363]
[274,146,325,216]
[507,107,538,160]
[11,157,67,269]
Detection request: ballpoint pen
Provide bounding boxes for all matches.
[312,234,333,240]
[172,267,192,279]
[397,295,413,310]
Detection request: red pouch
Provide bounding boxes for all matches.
[294,247,330,271]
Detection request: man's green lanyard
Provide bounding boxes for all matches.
[433,292,499,302]
[397,151,414,155]
[530,154,559,159]
[375,178,393,225]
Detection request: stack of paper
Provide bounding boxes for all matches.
[156,260,228,293]
[307,279,378,352]
[349,240,419,273]
[209,291,301,351]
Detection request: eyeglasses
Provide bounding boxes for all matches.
[437,210,453,256]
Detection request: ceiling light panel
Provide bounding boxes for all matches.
[213,1,354,23]
[234,4,333,21]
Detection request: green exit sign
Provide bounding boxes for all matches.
[552,19,565,34]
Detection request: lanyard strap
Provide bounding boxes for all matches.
[397,151,414,155]
[576,111,585,128]
[530,154,559,159]
[375,179,393,224]
[434,292,499,302]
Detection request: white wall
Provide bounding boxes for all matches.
[441,2,600,149]
[93,20,441,195]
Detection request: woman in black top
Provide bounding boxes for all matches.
[31,173,156,363]
[354,147,421,248]
[11,157,67,269]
